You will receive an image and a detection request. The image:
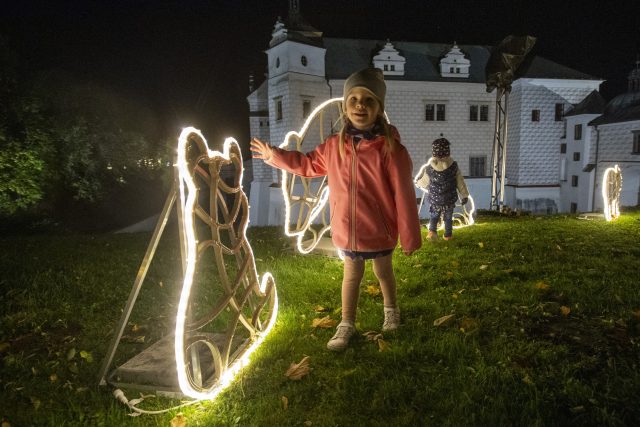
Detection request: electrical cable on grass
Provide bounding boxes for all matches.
[112,388,202,416]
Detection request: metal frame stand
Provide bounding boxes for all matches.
[97,170,188,388]
[490,87,509,211]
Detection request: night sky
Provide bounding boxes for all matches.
[2,0,639,148]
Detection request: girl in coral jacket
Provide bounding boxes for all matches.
[250,67,421,351]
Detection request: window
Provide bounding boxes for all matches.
[469,104,489,121]
[573,152,580,161]
[469,105,478,121]
[560,143,567,153]
[574,124,582,140]
[450,67,454,73]
[302,100,311,118]
[571,175,579,187]
[426,103,446,121]
[384,64,388,71]
[469,156,486,177]
[390,64,395,71]
[555,103,564,121]
[425,104,435,121]
[480,105,489,121]
[276,57,280,68]
[275,98,283,121]
[531,109,540,122]
[633,131,640,154]
[570,202,577,213]
[301,55,307,66]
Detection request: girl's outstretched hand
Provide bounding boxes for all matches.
[250,138,273,161]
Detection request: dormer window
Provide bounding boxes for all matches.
[373,40,405,76]
[439,42,470,78]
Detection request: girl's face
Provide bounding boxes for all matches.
[345,87,381,130]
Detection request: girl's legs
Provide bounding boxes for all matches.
[328,256,364,351]
[340,256,365,323]
[372,253,396,308]
[443,207,454,238]
[372,254,401,331]
[428,208,440,232]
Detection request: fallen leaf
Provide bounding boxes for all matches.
[281,395,288,410]
[170,412,186,427]
[433,314,455,327]
[304,422,313,426]
[66,348,76,361]
[285,356,311,380]
[30,396,41,410]
[79,350,93,363]
[365,285,381,297]
[446,271,454,278]
[560,306,571,316]
[333,307,342,315]
[377,339,390,352]
[535,281,550,290]
[313,305,328,313]
[452,293,459,299]
[412,264,423,268]
[311,316,337,329]
[570,406,586,414]
[362,331,382,341]
[2,421,11,427]
[479,264,488,270]
[522,374,534,385]
[50,374,58,382]
[451,260,460,268]
[478,242,484,248]
[556,244,562,251]
[459,316,478,332]
[502,268,513,274]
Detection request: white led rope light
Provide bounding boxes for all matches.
[176,127,278,400]
[602,164,622,221]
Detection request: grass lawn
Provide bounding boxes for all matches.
[1,210,639,426]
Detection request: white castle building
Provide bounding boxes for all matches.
[246,8,639,226]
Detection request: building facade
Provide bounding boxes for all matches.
[247,11,622,226]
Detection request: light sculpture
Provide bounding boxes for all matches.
[413,163,476,228]
[279,98,343,254]
[602,164,622,221]
[175,128,277,399]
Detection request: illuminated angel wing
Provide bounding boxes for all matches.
[602,164,622,221]
[414,163,476,228]
[279,98,344,254]
[175,127,278,399]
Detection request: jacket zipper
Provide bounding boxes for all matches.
[350,138,357,251]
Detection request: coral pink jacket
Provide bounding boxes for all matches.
[266,126,421,253]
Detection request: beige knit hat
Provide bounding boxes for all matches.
[343,67,386,110]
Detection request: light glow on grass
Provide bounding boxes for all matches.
[176,127,278,400]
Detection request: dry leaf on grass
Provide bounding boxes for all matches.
[451,260,460,268]
[377,339,390,352]
[311,316,337,329]
[365,284,381,297]
[560,306,571,316]
[535,281,550,290]
[170,412,186,427]
[313,305,328,313]
[433,314,455,327]
[281,395,288,410]
[479,264,488,270]
[362,331,383,341]
[285,356,311,380]
[478,242,484,248]
[304,421,313,426]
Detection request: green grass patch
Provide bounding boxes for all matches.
[1,212,639,426]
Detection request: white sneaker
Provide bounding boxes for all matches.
[383,307,401,331]
[327,321,355,351]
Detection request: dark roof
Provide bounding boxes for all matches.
[514,55,600,80]
[322,38,600,83]
[589,90,640,125]
[564,90,606,117]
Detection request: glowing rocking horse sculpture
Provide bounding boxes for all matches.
[98,128,277,402]
[174,128,277,399]
[602,164,622,221]
[278,98,344,254]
